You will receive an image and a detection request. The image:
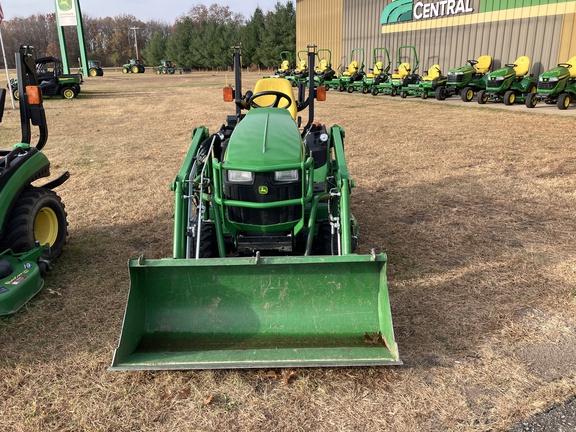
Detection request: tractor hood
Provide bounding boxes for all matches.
[449,64,475,75]
[224,108,304,168]
[488,66,515,80]
[540,65,570,81]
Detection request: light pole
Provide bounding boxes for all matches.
[130,26,140,60]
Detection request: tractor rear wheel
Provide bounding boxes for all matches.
[477,90,488,104]
[13,89,19,100]
[391,88,397,97]
[362,86,369,94]
[435,86,446,100]
[89,68,97,77]
[503,90,516,105]
[2,187,68,261]
[347,86,354,93]
[525,92,537,108]
[401,91,408,98]
[132,65,140,73]
[557,93,570,110]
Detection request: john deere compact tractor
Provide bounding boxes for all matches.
[478,56,536,105]
[436,55,492,101]
[111,46,400,370]
[0,46,69,316]
[525,56,576,110]
[122,59,145,74]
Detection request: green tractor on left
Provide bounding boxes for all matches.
[0,46,69,316]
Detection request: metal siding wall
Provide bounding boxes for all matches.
[296,0,344,69]
[298,0,573,77]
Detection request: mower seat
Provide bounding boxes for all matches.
[252,78,297,120]
[512,56,530,77]
[343,60,359,76]
[367,61,384,78]
[294,60,307,73]
[422,64,441,81]
[474,55,492,74]
[392,62,410,79]
[565,56,576,78]
[279,60,290,73]
[315,58,329,73]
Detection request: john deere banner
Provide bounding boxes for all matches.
[56,0,78,27]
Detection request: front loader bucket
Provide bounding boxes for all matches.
[111,253,400,370]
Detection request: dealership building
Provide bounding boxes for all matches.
[296,0,576,75]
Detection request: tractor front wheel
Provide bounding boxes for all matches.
[89,68,98,77]
[401,91,408,98]
[347,86,354,93]
[421,91,428,99]
[391,88,397,97]
[557,93,570,110]
[461,86,474,102]
[122,67,129,74]
[2,188,68,261]
[435,86,446,100]
[371,88,379,96]
[13,89,19,100]
[525,92,537,108]
[61,86,77,99]
[362,86,369,94]
[503,90,516,105]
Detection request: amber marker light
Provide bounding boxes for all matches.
[316,86,326,101]
[25,86,42,105]
[223,86,234,102]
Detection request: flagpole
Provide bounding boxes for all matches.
[0,25,15,109]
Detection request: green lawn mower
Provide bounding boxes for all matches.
[111,45,400,370]
[402,64,446,99]
[365,48,391,95]
[436,55,492,101]
[478,56,537,105]
[0,46,69,316]
[339,48,366,93]
[285,50,309,87]
[272,51,293,78]
[312,48,337,88]
[372,45,418,96]
[525,56,576,110]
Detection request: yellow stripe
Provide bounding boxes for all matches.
[382,2,576,33]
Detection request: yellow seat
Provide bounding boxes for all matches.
[564,56,576,79]
[343,60,359,76]
[512,56,530,77]
[294,60,307,73]
[367,61,384,78]
[422,64,441,81]
[279,60,290,73]
[391,62,410,79]
[474,55,492,74]
[252,78,297,120]
[315,58,329,73]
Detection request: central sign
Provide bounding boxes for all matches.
[381,0,475,25]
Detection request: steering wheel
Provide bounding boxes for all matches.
[558,63,572,69]
[248,90,293,110]
[467,59,478,66]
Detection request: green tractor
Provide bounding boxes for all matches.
[436,55,492,101]
[122,59,145,74]
[87,60,104,77]
[110,46,400,370]
[273,51,293,78]
[525,56,576,110]
[372,45,418,96]
[478,56,537,105]
[339,48,366,93]
[0,46,69,316]
[402,64,446,99]
[365,47,392,95]
[155,60,182,75]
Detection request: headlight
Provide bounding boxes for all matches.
[227,170,254,183]
[274,170,299,182]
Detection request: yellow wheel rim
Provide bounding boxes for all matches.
[564,97,570,108]
[34,207,58,247]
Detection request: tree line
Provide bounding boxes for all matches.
[0,2,295,70]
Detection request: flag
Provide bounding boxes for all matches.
[0,3,4,25]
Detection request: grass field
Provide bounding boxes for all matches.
[1,70,575,431]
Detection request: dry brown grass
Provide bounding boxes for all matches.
[1,70,575,431]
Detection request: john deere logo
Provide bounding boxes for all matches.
[58,0,73,12]
[381,0,473,25]
[258,186,268,195]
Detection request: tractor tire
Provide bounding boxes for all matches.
[339,85,344,92]
[162,68,167,74]
[371,88,379,96]
[362,86,369,94]
[435,86,446,100]
[557,93,570,110]
[503,90,516,105]
[525,92,537,108]
[401,91,408,98]
[122,67,129,74]
[98,69,104,77]
[13,89,19,100]
[89,68,98,77]
[421,92,428,99]
[132,65,140,74]
[156,69,161,75]
[191,222,217,258]
[1,187,68,261]
[527,83,537,94]
[61,86,77,99]
[318,221,357,255]
[347,86,354,93]
[391,88,397,97]
[461,86,474,102]
[477,90,488,104]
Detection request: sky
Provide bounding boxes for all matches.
[0,1,289,23]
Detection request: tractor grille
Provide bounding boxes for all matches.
[447,73,464,83]
[486,78,504,90]
[538,81,555,91]
[225,172,302,226]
